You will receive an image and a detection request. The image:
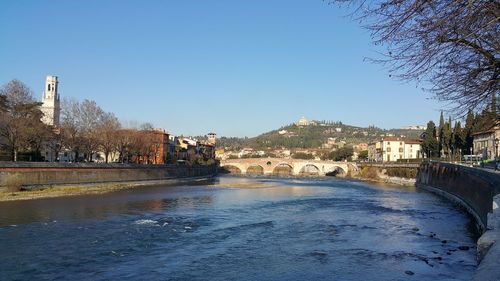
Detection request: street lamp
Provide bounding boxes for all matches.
[495,138,499,156]
[495,138,499,170]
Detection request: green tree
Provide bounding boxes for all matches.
[463,110,476,155]
[323,146,354,161]
[438,112,445,157]
[421,121,439,158]
[357,150,368,161]
[292,152,314,160]
[444,116,453,159]
[451,121,464,160]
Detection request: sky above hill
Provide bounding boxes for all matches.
[0,0,443,137]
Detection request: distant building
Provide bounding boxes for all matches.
[215,148,225,160]
[297,116,310,126]
[402,125,427,130]
[368,141,382,162]
[368,138,421,162]
[278,130,288,135]
[168,135,178,162]
[207,132,216,146]
[40,75,61,126]
[199,133,217,160]
[473,125,500,160]
[353,142,368,152]
[404,140,421,159]
[133,129,170,164]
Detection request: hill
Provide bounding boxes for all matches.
[217,120,424,151]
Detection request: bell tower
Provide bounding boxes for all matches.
[41,75,60,126]
[207,132,216,146]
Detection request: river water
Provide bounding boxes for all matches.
[0,176,477,280]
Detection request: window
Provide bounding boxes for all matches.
[48,84,51,91]
[399,148,403,153]
[387,147,391,152]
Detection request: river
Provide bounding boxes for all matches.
[0,176,477,280]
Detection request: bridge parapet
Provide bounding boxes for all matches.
[220,158,356,176]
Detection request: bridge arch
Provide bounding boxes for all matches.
[299,164,320,176]
[273,163,293,175]
[220,164,242,174]
[325,166,346,176]
[247,164,264,175]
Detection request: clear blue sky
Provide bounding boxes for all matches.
[0,0,442,137]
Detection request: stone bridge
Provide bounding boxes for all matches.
[220,158,357,176]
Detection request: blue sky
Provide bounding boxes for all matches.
[0,0,442,137]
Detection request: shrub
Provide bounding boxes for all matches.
[360,166,379,179]
[386,167,417,178]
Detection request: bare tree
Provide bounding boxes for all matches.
[97,112,121,163]
[60,98,82,161]
[331,0,499,116]
[115,128,135,163]
[0,80,48,161]
[79,99,104,161]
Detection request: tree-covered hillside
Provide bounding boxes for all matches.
[218,121,424,150]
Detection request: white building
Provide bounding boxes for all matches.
[297,116,309,126]
[404,140,421,159]
[368,138,421,162]
[41,75,60,126]
[473,125,500,160]
[402,125,427,130]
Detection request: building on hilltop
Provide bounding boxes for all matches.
[207,132,216,146]
[41,75,61,126]
[297,116,309,126]
[402,125,427,130]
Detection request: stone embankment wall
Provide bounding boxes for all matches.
[416,161,500,232]
[416,161,500,280]
[0,162,218,191]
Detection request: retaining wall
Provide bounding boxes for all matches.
[416,161,500,232]
[0,162,218,190]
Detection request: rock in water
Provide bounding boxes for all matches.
[405,270,415,276]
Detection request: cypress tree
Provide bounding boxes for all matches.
[444,116,453,158]
[452,121,464,160]
[422,121,439,158]
[462,111,478,156]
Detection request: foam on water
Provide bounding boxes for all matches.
[133,219,158,226]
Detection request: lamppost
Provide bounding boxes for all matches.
[495,138,499,171]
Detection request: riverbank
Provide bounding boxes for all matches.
[351,165,417,187]
[0,176,215,202]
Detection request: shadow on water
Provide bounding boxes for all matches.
[0,178,216,227]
